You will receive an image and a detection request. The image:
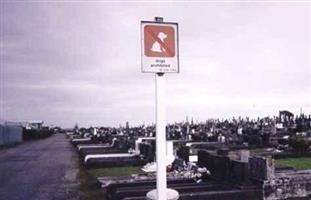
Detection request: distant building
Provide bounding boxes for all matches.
[5,121,44,130]
[279,110,294,122]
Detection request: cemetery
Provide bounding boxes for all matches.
[1,3,309,200]
[68,111,311,200]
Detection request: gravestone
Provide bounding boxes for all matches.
[239,150,250,162]
[249,156,275,181]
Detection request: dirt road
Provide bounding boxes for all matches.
[0,133,83,200]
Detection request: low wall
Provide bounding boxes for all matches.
[23,128,54,140]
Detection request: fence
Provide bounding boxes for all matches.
[0,125,23,146]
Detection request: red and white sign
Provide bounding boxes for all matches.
[141,21,179,73]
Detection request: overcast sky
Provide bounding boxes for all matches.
[0,1,310,128]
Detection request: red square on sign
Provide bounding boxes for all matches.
[144,25,175,57]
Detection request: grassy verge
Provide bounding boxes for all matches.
[77,165,144,200]
[88,166,144,178]
[275,157,311,170]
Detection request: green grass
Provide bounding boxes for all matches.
[87,166,144,178]
[77,166,103,200]
[275,157,311,170]
[77,166,145,200]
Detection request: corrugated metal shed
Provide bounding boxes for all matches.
[0,125,23,146]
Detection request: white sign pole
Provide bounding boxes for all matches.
[155,72,167,200]
[154,16,167,200]
[143,16,179,200]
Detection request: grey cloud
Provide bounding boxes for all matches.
[0,1,310,127]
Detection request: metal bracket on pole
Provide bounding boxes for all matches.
[155,17,164,23]
[157,73,165,76]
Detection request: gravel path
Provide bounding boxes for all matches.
[0,133,83,200]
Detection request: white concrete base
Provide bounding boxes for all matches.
[146,189,179,200]
[84,153,135,162]
[78,144,110,151]
[72,138,91,142]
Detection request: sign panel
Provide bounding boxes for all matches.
[141,21,179,73]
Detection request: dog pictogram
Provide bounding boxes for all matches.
[151,32,167,53]
[144,25,175,57]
